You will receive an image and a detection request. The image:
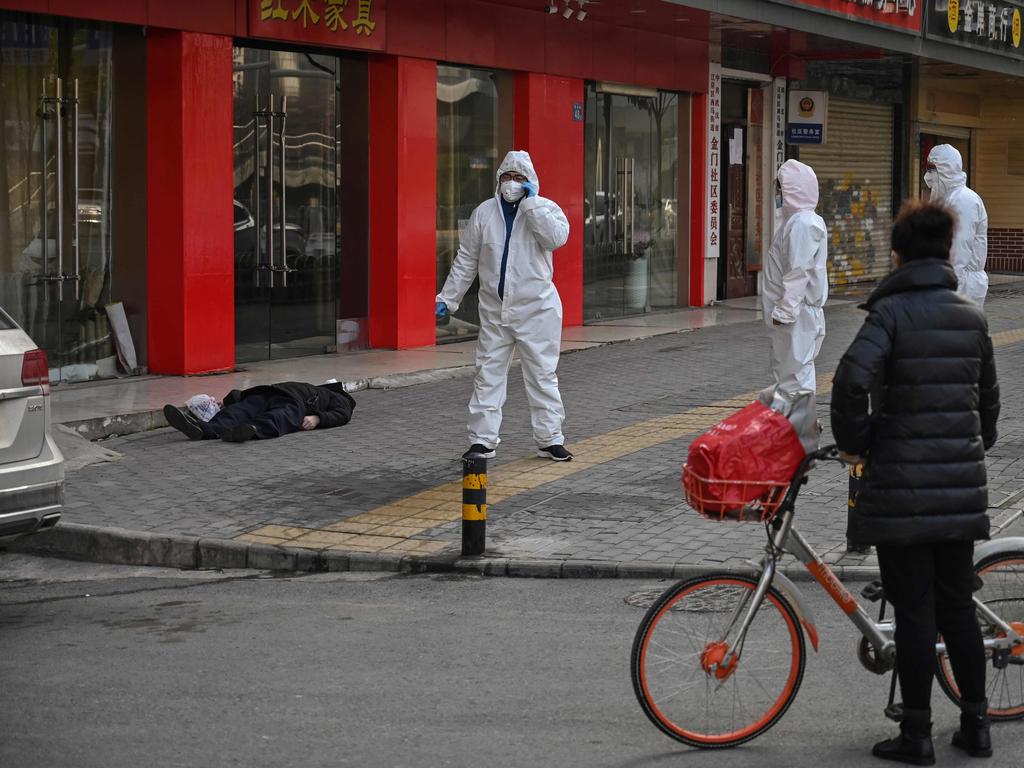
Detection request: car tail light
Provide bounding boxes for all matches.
[22,348,50,395]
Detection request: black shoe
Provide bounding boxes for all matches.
[847,540,872,555]
[537,444,573,462]
[462,443,495,460]
[163,404,204,441]
[872,708,935,765]
[221,424,257,443]
[952,699,992,758]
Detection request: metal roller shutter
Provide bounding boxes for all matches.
[798,98,894,288]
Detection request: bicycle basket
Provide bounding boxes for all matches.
[681,464,789,522]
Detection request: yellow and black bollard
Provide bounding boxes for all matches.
[846,463,869,553]
[462,457,487,556]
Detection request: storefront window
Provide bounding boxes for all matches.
[0,16,115,382]
[584,86,681,321]
[435,66,512,342]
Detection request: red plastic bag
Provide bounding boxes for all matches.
[683,401,806,519]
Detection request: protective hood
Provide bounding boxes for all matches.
[778,159,818,222]
[495,150,540,196]
[926,144,967,202]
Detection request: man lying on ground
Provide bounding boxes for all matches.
[163,381,355,443]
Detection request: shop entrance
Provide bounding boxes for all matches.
[232,47,345,363]
[583,84,681,321]
[0,15,114,381]
[718,80,766,300]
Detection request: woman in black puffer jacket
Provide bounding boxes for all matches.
[831,201,999,766]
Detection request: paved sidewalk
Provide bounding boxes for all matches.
[17,280,1024,577]
[52,304,769,439]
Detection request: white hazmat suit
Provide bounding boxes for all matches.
[762,159,829,396]
[925,144,989,307]
[437,150,570,449]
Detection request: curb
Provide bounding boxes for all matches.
[9,522,883,582]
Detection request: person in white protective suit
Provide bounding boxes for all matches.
[925,144,989,307]
[762,159,829,398]
[435,150,573,462]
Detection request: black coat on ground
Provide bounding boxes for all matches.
[830,258,999,546]
[224,382,356,429]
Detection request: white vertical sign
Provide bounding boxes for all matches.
[706,63,722,263]
[771,76,788,239]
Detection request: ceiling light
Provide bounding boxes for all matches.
[563,4,574,19]
[576,9,587,20]
[546,2,558,13]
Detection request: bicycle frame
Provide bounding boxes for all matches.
[716,447,1024,675]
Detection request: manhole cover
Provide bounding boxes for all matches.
[625,584,747,613]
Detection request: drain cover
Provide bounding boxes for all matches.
[625,584,747,613]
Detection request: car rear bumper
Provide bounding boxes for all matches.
[0,481,63,540]
[0,431,65,543]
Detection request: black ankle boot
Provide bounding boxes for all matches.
[952,699,992,758]
[872,707,935,766]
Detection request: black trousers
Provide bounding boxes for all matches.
[876,541,986,710]
[202,394,304,440]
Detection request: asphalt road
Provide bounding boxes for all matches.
[1,555,1021,768]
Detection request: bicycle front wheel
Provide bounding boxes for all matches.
[631,574,806,748]
[936,550,1024,720]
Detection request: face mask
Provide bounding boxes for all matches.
[500,180,525,203]
[923,169,937,190]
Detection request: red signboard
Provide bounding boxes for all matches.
[766,0,923,33]
[248,0,386,51]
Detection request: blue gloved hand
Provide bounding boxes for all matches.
[435,301,449,318]
[522,181,538,198]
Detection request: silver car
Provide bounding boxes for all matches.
[0,307,64,543]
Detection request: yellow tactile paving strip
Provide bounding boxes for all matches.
[237,327,1024,554]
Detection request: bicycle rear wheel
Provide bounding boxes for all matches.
[631,573,806,748]
[936,550,1024,720]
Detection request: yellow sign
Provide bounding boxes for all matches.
[948,0,960,33]
[1014,9,1022,48]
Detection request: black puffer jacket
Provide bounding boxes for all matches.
[830,259,999,546]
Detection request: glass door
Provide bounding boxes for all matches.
[0,16,114,381]
[233,47,338,363]
[583,86,679,322]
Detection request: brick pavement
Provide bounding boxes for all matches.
[58,283,1024,570]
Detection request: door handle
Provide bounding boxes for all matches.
[266,94,276,289]
[278,95,290,288]
[54,77,65,294]
[37,78,52,283]
[67,78,81,299]
[253,94,263,288]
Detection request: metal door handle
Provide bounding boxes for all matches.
[253,94,263,288]
[55,77,65,295]
[38,78,51,281]
[266,94,276,289]
[278,95,288,288]
[68,78,81,299]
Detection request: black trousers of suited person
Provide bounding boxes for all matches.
[876,541,987,711]
[199,393,305,440]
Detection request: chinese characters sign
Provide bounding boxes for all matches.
[771,77,787,237]
[787,90,828,144]
[706,64,722,261]
[926,0,1024,59]
[765,1,922,32]
[250,0,385,51]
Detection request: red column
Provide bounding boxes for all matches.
[367,56,437,349]
[689,91,708,307]
[146,30,234,374]
[513,73,585,328]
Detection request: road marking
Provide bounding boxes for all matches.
[238,328,1024,552]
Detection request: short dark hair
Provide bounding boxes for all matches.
[890,200,955,262]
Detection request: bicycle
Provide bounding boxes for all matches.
[631,445,1024,748]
